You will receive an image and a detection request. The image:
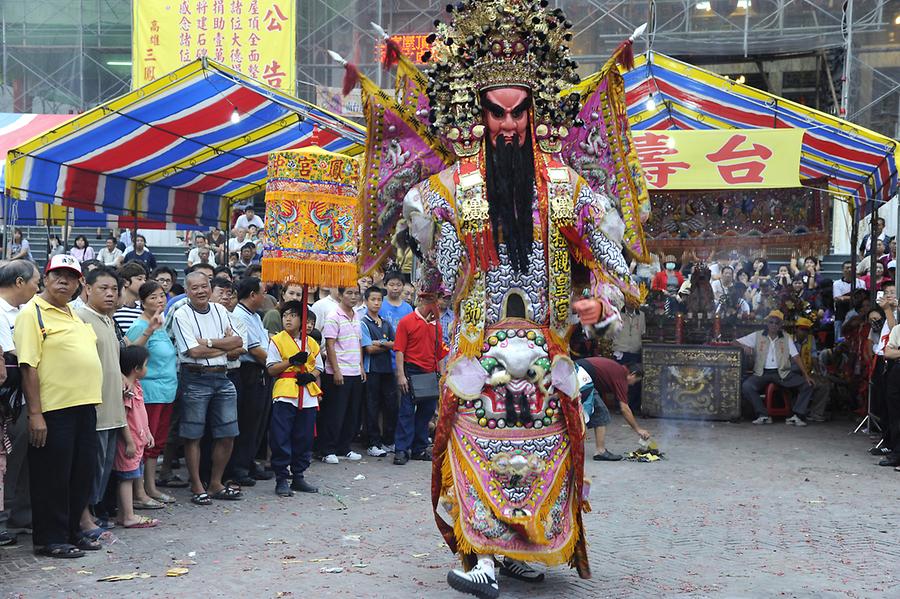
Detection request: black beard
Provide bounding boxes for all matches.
[484,130,535,274]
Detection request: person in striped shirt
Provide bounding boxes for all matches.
[113,262,146,333]
[319,287,366,464]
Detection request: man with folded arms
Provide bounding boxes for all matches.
[171,271,243,505]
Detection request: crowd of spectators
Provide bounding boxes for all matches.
[1,214,899,560]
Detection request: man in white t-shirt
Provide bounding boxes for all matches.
[187,234,218,268]
[235,207,264,231]
[833,260,865,340]
[228,228,249,254]
[310,288,340,331]
[0,260,40,545]
[880,317,900,467]
[172,272,244,505]
[734,309,814,426]
[96,237,124,267]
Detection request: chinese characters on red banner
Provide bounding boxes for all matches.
[135,0,294,92]
[375,34,432,65]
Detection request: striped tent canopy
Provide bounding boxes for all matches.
[4,58,365,229]
[619,52,898,213]
[0,113,72,226]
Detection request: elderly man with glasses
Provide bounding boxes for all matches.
[734,309,815,426]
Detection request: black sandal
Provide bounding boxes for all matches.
[191,492,212,506]
[75,536,102,551]
[36,543,85,558]
[210,486,243,500]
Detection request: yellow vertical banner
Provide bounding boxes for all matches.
[133,0,296,94]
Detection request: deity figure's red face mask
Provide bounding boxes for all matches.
[482,87,531,147]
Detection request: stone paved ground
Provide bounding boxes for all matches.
[3,417,900,599]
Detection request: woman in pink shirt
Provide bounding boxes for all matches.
[69,235,95,263]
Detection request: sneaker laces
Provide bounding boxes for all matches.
[502,558,537,577]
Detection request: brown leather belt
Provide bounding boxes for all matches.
[182,364,227,374]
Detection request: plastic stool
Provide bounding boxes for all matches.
[764,383,793,418]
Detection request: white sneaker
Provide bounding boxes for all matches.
[345,451,362,461]
[785,414,808,427]
[322,454,339,464]
[752,416,772,425]
[367,445,387,457]
[381,443,395,453]
[447,558,499,599]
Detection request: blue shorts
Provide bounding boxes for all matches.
[587,393,612,429]
[178,371,239,440]
[115,463,144,480]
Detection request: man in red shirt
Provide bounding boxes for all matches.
[577,357,648,461]
[393,294,447,465]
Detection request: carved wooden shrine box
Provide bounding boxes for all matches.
[641,344,743,420]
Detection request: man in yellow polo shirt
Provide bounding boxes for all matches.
[14,255,103,558]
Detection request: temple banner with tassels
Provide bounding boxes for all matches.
[261,147,360,288]
[326,1,654,590]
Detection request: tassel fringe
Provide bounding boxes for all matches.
[261,258,357,288]
[442,430,581,567]
[342,63,360,96]
[383,38,402,69]
[615,39,635,71]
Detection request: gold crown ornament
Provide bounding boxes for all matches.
[424,0,583,156]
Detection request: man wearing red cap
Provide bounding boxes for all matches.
[14,255,104,558]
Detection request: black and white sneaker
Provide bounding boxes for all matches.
[447,559,500,599]
[498,556,545,583]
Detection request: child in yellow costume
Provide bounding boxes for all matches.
[265,301,323,497]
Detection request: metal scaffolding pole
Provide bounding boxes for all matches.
[841,0,854,117]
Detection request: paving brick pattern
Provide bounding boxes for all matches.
[3,419,900,598]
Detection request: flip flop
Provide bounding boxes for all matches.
[149,492,176,504]
[36,543,85,558]
[133,498,166,510]
[80,527,107,541]
[124,516,159,529]
[191,492,211,506]
[75,536,102,551]
[210,486,243,501]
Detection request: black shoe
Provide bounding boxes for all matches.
[252,469,274,481]
[394,453,409,465]
[878,455,900,467]
[0,531,17,546]
[290,478,318,493]
[869,446,891,456]
[232,476,257,487]
[275,479,294,497]
[411,450,433,461]
[593,450,623,462]
[498,556,545,583]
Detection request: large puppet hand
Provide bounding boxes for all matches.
[573,296,622,339]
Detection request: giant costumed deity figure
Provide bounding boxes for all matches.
[336,1,651,597]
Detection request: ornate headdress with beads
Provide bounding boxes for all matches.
[425,0,582,156]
